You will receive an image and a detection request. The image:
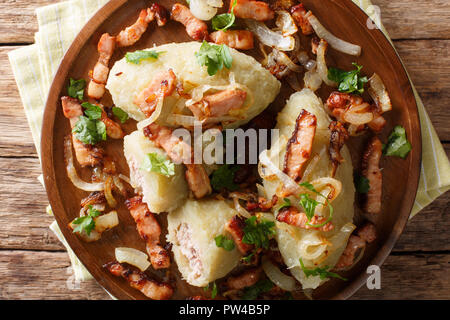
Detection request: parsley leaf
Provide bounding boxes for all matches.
[141,152,175,177]
[195,41,233,76]
[275,198,291,214]
[299,193,320,221]
[68,78,86,101]
[204,282,218,299]
[383,125,412,159]
[72,116,106,145]
[241,252,255,264]
[299,182,334,228]
[81,102,102,120]
[210,164,240,192]
[72,205,102,235]
[354,173,370,194]
[299,258,347,281]
[125,50,163,64]
[112,106,129,123]
[328,63,368,94]
[242,216,276,249]
[242,279,274,300]
[214,235,235,251]
[211,0,237,31]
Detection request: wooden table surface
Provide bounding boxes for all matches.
[0,0,448,300]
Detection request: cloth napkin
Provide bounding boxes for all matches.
[8,0,450,283]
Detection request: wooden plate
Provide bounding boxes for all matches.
[41,0,421,300]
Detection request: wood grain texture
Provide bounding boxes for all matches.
[0,0,448,300]
[0,250,447,300]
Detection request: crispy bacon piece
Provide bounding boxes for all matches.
[171,3,208,40]
[143,123,212,198]
[335,222,376,269]
[210,30,254,50]
[104,261,173,300]
[99,105,124,139]
[283,109,317,182]
[225,215,254,255]
[233,0,275,21]
[116,8,155,47]
[151,3,169,26]
[187,296,211,300]
[291,3,313,35]
[367,112,387,133]
[126,196,170,269]
[329,121,349,177]
[276,206,334,232]
[362,136,383,214]
[187,89,247,120]
[88,33,116,100]
[311,36,320,55]
[227,268,262,290]
[134,69,177,118]
[269,0,297,10]
[258,195,279,211]
[61,96,104,167]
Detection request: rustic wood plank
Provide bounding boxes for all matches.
[352,254,450,299]
[0,0,54,44]
[0,0,448,43]
[372,0,450,40]
[0,157,63,251]
[0,250,447,299]
[0,250,110,299]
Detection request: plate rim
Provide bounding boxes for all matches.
[40,0,422,300]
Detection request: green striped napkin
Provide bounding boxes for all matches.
[8,0,450,283]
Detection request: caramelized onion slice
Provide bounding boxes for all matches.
[245,19,295,51]
[307,12,361,56]
[368,73,392,113]
[64,136,104,192]
[115,247,150,272]
[262,256,297,291]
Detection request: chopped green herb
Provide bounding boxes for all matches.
[241,279,274,300]
[299,182,334,228]
[125,50,163,64]
[354,173,370,194]
[204,282,218,299]
[328,63,368,94]
[383,125,412,159]
[214,235,235,251]
[72,115,106,145]
[275,198,291,214]
[210,164,240,192]
[81,102,102,120]
[242,216,276,249]
[141,152,175,177]
[299,193,320,221]
[299,258,347,281]
[241,252,255,264]
[72,205,102,236]
[211,0,237,31]
[68,78,86,101]
[112,106,129,123]
[195,41,233,76]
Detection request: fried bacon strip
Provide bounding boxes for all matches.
[134,69,177,118]
[210,30,254,50]
[104,261,173,300]
[61,96,104,167]
[290,3,313,35]
[80,191,106,208]
[126,196,170,269]
[329,121,349,177]
[276,206,334,232]
[143,123,212,199]
[87,33,116,100]
[362,136,383,214]
[171,3,208,41]
[225,215,254,255]
[151,3,169,27]
[227,268,262,290]
[99,105,124,139]
[116,8,155,47]
[283,109,317,182]
[335,222,376,269]
[187,89,247,120]
[233,0,275,21]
